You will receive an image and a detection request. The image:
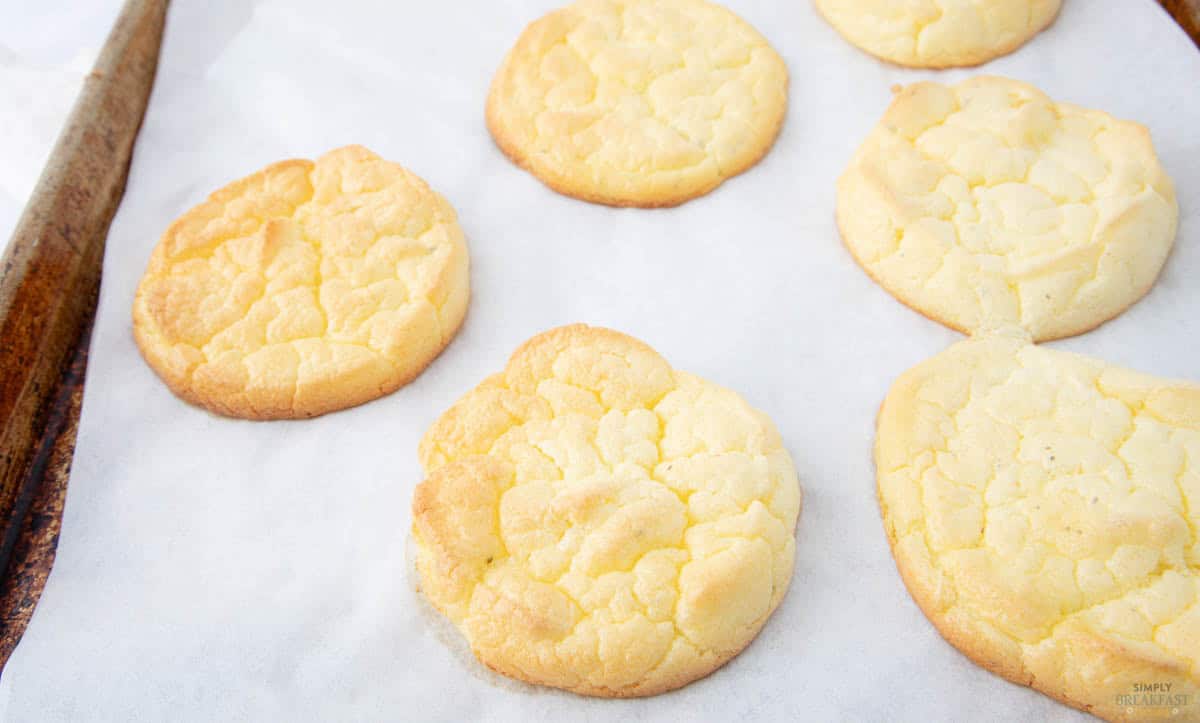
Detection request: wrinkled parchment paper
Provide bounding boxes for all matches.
[3,1,1199,720]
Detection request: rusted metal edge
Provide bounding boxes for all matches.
[0,315,92,669]
[1162,0,1200,48]
[0,0,168,670]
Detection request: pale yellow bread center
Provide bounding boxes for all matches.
[838,77,1177,342]
[815,0,1061,68]
[877,333,1200,721]
[133,145,470,419]
[486,0,788,207]
[412,325,802,697]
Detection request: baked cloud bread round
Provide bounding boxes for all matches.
[838,77,1178,342]
[814,0,1061,68]
[486,0,788,207]
[412,325,802,696]
[133,146,469,419]
[877,333,1200,721]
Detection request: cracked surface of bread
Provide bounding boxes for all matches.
[877,333,1200,721]
[133,146,469,419]
[412,325,802,696]
[486,0,788,207]
[838,77,1178,342]
[814,0,1061,68]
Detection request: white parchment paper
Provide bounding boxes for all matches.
[3,1,1199,720]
